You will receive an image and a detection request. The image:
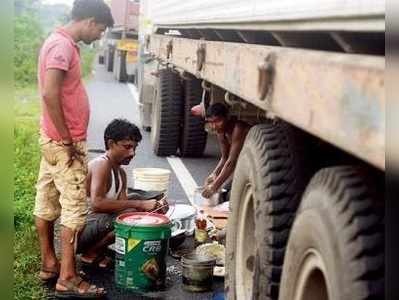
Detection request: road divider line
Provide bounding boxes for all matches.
[127,83,139,106]
[166,156,198,205]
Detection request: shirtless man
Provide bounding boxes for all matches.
[76,119,166,267]
[202,103,252,199]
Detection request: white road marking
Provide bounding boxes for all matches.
[127,83,139,106]
[166,156,198,205]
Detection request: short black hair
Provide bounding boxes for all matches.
[72,0,114,27]
[104,119,142,150]
[206,103,228,118]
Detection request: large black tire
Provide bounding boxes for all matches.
[179,75,207,157]
[115,50,127,82]
[151,69,183,156]
[279,166,384,300]
[226,121,311,300]
[106,47,114,72]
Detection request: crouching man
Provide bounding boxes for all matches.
[202,103,252,199]
[76,119,166,267]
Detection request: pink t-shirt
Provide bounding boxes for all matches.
[38,28,90,142]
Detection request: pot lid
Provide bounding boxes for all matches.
[117,212,170,226]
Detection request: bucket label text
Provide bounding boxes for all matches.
[115,237,126,255]
[143,240,162,254]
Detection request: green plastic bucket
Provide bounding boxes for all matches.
[114,212,172,292]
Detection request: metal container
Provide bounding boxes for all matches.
[193,187,225,207]
[167,204,196,235]
[181,254,216,292]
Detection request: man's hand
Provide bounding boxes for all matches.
[204,174,216,186]
[202,184,216,199]
[139,200,159,212]
[64,143,85,168]
[156,197,169,214]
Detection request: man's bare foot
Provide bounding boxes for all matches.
[80,254,99,264]
[98,256,112,269]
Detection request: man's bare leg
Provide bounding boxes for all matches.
[56,225,105,294]
[80,231,115,264]
[35,216,59,278]
[58,225,78,280]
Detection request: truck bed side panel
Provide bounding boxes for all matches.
[150,0,384,27]
[150,35,385,169]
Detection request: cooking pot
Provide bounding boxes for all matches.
[167,204,196,236]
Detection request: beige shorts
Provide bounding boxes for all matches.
[34,135,89,231]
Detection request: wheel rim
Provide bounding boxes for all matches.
[294,249,329,300]
[236,183,256,299]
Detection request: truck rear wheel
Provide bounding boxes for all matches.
[226,122,310,300]
[278,166,384,300]
[106,46,114,72]
[151,69,183,156]
[179,75,207,157]
[114,50,128,82]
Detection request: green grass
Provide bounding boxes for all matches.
[14,228,46,299]
[14,87,45,299]
[14,96,41,230]
[14,48,96,299]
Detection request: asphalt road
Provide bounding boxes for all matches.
[46,59,225,299]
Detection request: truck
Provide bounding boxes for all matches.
[101,0,140,83]
[138,1,385,299]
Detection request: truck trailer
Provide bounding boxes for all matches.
[138,1,385,299]
[102,0,140,83]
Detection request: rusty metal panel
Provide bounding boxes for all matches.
[150,35,385,170]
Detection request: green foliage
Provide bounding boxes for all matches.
[81,46,97,79]
[14,88,44,299]
[14,89,41,230]
[14,13,44,87]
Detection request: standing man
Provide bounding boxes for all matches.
[202,103,252,199]
[34,0,113,298]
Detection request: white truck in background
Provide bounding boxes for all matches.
[101,0,140,83]
[138,1,385,299]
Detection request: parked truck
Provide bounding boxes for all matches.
[138,1,385,299]
[102,0,140,83]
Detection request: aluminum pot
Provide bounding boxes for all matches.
[166,204,196,235]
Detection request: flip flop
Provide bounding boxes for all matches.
[55,276,106,299]
[39,267,59,282]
